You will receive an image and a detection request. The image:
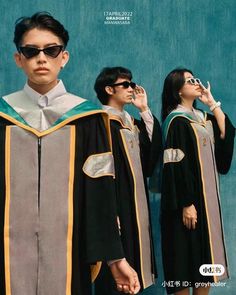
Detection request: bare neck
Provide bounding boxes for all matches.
[107,100,124,112]
[27,79,58,95]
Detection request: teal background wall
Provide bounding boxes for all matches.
[0,0,235,294]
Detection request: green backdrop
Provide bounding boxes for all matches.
[0,1,235,294]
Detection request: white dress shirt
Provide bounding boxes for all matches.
[103,105,154,141]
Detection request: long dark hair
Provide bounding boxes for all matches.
[161,68,196,121]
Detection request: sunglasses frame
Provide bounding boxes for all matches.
[109,81,136,89]
[18,45,64,59]
[185,77,201,85]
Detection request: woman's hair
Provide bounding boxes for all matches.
[161,68,195,121]
[94,67,132,105]
[14,11,69,49]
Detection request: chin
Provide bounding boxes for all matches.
[34,79,54,85]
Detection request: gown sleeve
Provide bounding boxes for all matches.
[78,114,124,263]
[134,115,162,177]
[161,117,200,211]
[207,113,235,174]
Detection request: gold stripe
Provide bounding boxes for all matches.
[0,110,106,138]
[119,130,146,288]
[109,115,133,131]
[191,123,217,282]
[101,113,113,154]
[91,262,102,282]
[4,127,11,294]
[66,126,76,295]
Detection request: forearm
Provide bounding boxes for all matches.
[140,108,154,141]
[210,102,225,139]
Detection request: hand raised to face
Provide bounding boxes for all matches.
[132,85,149,112]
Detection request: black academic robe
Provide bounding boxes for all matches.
[161,111,235,294]
[95,112,162,294]
[0,98,124,295]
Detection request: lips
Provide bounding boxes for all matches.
[195,86,202,92]
[35,67,49,72]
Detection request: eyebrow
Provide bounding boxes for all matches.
[21,43,60,47]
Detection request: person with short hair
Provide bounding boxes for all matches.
[0,12,140,295]
[94,66,162,294]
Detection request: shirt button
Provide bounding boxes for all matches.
[38,96,48,108]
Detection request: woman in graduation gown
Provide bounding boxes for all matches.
[160,68,235,295]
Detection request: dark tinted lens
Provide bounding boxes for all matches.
[186,78,196,84]
[130,82,136,89]
[121,81,136,89]
[112,81,136,88]
[19,45,63,58]
[121,81,130,88]
[195,78,201,84]
[44,46,63,57]
[20,47,39,58]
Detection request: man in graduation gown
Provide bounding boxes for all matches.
[0,12,140,295]
[94,67,162,294]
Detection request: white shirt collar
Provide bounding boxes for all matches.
[23,80,67,108]
[103,105,133,127]
[176,104,205,121]
[103,105,130,117]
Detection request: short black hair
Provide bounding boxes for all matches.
[94,67,132,105]
[14,11,69,50]
[161,68,196,121]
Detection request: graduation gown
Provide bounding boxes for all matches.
[160,108,235,294]
[0,92,124,295]
[95,107,162,294]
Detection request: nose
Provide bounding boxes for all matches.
[36,51,47,63]
[128,85,134,91]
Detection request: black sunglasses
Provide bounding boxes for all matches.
[110,81,136,89]
[18,45,64,59]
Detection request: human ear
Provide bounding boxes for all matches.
[14,52,23,68]
[61,50,69,68]
[105,86,114,95]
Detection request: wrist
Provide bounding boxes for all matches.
[209,101,221,112]
[107,258,126,266]
[207,99,216,107]
[139,106,149,112]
